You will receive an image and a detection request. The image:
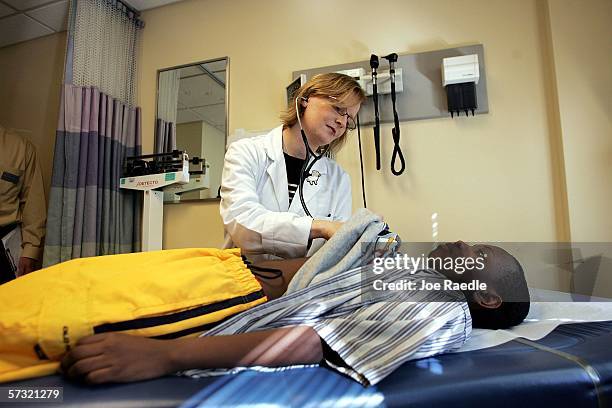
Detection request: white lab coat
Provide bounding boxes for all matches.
[220,126,352,260]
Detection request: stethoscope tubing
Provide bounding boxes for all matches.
[295,97,328,218]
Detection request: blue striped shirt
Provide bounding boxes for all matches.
[183,262,472,386]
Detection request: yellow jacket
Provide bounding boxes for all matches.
[0,247,266,383]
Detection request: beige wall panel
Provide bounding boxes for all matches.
[0,32,66,201]
[547,0,612,242]
[140,0,559,251]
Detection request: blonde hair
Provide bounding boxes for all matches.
[280,73,366,156]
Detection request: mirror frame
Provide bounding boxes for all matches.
[155,56,230,204]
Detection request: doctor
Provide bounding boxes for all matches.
[220,73,365,260]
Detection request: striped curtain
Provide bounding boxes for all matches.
[43,85,141,266]
[155,118,176,154]
[43,0,143,266]
[155,69,180,153]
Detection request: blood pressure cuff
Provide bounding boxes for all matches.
[0,248,267,383]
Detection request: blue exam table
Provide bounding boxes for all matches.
[3,321,611,408]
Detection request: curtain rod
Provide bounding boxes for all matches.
[115,0,140,16]
[103,0,145,28]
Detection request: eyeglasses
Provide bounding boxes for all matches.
[327,96,357,131]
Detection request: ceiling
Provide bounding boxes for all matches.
[175,59,227,133]
[0,0,184,49]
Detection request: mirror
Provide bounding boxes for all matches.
[155,57,228,202]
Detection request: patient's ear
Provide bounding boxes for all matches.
[473,290,502,309]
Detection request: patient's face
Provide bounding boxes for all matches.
[428,241,509,283]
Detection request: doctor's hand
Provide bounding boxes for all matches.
[310,220,344,241]
[60,333,175,384]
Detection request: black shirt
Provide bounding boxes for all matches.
[284,152,305,206]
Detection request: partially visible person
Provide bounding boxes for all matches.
[0,239,529,385]
[428,240,530,329]
[220,73,366,262]
[0,124,46,279]
[56,241,529,385]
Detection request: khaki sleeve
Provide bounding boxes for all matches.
[19,142,47,260]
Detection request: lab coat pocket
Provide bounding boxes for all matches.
[310,186,333,219]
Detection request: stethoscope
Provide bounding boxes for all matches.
[295,96,330,218]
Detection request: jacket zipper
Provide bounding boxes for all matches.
[93,289,265,335]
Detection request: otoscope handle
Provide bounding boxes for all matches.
[374,120,381,170]
[372,82,381,171]
[370,54,381,171]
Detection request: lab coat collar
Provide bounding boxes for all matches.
[265,126,328,213]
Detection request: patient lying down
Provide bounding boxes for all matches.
[0,241,529,386]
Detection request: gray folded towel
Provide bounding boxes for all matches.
[286,208,399,293]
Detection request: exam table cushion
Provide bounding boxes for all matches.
[4,321,611,408]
